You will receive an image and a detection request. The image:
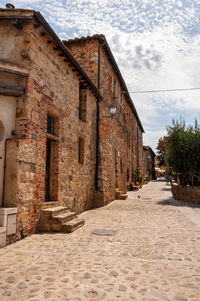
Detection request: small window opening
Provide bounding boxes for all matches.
[47,114,57,136]
[120,159,123,173]
[79,82,87,122]
[113,78,117,98]
[0,120,5,141]
[78,137,84,164]
[127,169,130,181]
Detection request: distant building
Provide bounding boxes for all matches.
[0,7,144,246]
[154,156,166,178]
[143,146,156,181]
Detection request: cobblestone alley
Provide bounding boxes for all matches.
[0,179,200,301]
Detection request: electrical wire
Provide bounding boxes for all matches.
[127,88,200,94]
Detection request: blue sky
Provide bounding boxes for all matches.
[1,0,200,151]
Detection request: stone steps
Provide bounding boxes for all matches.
[53,211,77,223]
[120,194,128,200]
[115,190,122,199]
[40,206,85,233]
[115,190,128,200]
[42,201,59,209]
[62,218,85,233]
[42,206,69,217]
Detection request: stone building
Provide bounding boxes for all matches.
[143,146,156,181]
[64,35,144,203]
[0,7,144,246]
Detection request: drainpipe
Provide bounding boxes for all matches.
[137,125,139,168]
[95,42,101,190]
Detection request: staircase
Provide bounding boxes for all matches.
[40,206,85,233]
[115,190,128,200]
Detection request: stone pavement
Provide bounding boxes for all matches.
[0,179,200,301]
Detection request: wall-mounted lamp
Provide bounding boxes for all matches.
[109,103,117,116]
[101,103,117,118]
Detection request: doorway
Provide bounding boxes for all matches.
[45,138,59,202]
[45,139,51,202]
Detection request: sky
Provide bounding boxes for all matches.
[1,0,200,152]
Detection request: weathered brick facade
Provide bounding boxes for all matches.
[64,36,144,203]
[0,9,102,242]
[0,8,144,245]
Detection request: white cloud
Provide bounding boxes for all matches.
[1,0,200,149]
[143,128,167,152]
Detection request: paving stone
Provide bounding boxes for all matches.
[6,276,16,283]
[0,180,200,300]
[110,271,119,277]
[118,285,127,291]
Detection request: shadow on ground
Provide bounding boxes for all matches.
[157,198,200,209]
[153,178,166,182]
[162,187,171,191]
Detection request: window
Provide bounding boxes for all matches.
[47,114,58,136]
[123,111,126,124]
[79,82,87,122]
[120,158,123,173]
[127,133,130,149]
[78,137,84,164]
[127,169,130,181]
[113,78,117,98]
[120,92,122,104]
[0,120,5,141]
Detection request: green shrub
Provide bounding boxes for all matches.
[166,118,200,186]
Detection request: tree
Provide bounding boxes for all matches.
[166,118,200,186]
[156,136,168,167]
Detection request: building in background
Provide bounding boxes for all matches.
[154,156,166,178]
[143,146,156,181]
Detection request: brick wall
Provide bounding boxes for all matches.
[0,16,97,239]
[66,38,143,202]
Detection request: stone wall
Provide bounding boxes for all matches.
[0,9,144,243]
[172,183,200,204]
[66,37,143,203]
[0,14,97,239]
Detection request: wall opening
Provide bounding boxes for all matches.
[47,114,58,136]
[45,114,59,202]
[79,82,87,122]
[45,139,59,202]
[78,137,84,164]
[0,120,5,141]
[115,149,118,188]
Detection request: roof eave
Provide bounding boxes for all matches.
[99,37,144,133]
[0,9,103,102]
[33,12,103,102]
